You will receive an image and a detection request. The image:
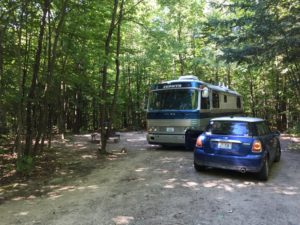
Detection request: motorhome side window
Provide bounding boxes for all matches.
[212,91,219,108]
[237,96,241,108]
[224,95,227,103]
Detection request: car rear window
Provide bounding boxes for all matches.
[207,121,250,136]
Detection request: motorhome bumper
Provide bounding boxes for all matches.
[147,133,185,145]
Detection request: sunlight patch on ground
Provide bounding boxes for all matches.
[107,155,120,161]
[159,157,185,164]
[202,181,218,188]
[272,186,299,195]
[112,216,134,225]
[202,179,262,191]
[166,178,177,182]
[65,144,74,147]
[164,184,175,189]
[182,181,199,188]
[201,178,269,192]
[87,185,99,189]
[287,143,300,151]
[48,193,62,200]
[74,143,85,147]
[57,186,76,191]
[135,168,147,172]
[81,154,94,159]
[43,184,100,200]
[163,179,200,190]
[27,195,36,199]
[12,196,25,201]
[77,185,99,190]
[154,168,169,174]
[219,184,233,192]
[202,180,236,192]
[82,134,94,137]
[280,136,300,142]
[16,211,29,216]
[164,177,177,189]
[181,180,200,191]
[12,183,28,188]
[236,181,256,188]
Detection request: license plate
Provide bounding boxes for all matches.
[218,142,232,149]
[166,127,174,132]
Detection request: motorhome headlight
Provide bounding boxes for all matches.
[184,127,196,132]
[148,127,157,132]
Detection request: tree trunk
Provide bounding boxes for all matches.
[24,0,50,156]
[92,97,98,130]
[35,0,68,152]
[0,29,4,95]
[226,64,231,88]
[127,65,133,128]
[15,0,29,158]
[59,80,67,139]
[110,0,124,132]
[275,68,281,130]
[135,64,141,129]
[177,13,184,76]
[33,6,52,154]
[248,68,256,117]
[99,0,118,153]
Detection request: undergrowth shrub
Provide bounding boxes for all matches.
[288,122,300,135]
[16,156,34,175]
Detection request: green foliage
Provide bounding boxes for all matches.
[16,156,34,175]
[0,0,299,159]
[288,123,300,135]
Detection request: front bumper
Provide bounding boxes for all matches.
[194,148,265,172]
[147,133,185,145]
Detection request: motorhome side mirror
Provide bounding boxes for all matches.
[274,130,280,136]
[202,87,209,98]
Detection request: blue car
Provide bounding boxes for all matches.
[194,117,281,181]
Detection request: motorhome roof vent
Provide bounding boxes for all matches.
[178,75,199,81]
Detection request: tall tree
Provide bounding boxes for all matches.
[24,0,51,156]
[99,0,119,153]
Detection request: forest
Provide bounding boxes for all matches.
[0,0,299,169]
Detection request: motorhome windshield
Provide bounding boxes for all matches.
[148,89,198,110]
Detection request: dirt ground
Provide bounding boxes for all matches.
[1,132,300,225]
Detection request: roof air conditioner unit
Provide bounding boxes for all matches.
[178,75,199,81]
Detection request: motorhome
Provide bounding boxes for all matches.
[146,75,243,148]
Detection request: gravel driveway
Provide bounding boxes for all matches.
[0,132,300,225]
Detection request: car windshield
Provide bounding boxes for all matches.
[148,89,198,110]
[207,121,250,136]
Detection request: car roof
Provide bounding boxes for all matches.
[210,116,265,123]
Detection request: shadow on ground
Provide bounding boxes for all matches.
[0,134,127,204]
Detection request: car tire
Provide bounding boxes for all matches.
[258,157,269,181]
[274,144,281,163]
[194,161,206,172]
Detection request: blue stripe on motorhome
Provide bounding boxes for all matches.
[146,111,241,119]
